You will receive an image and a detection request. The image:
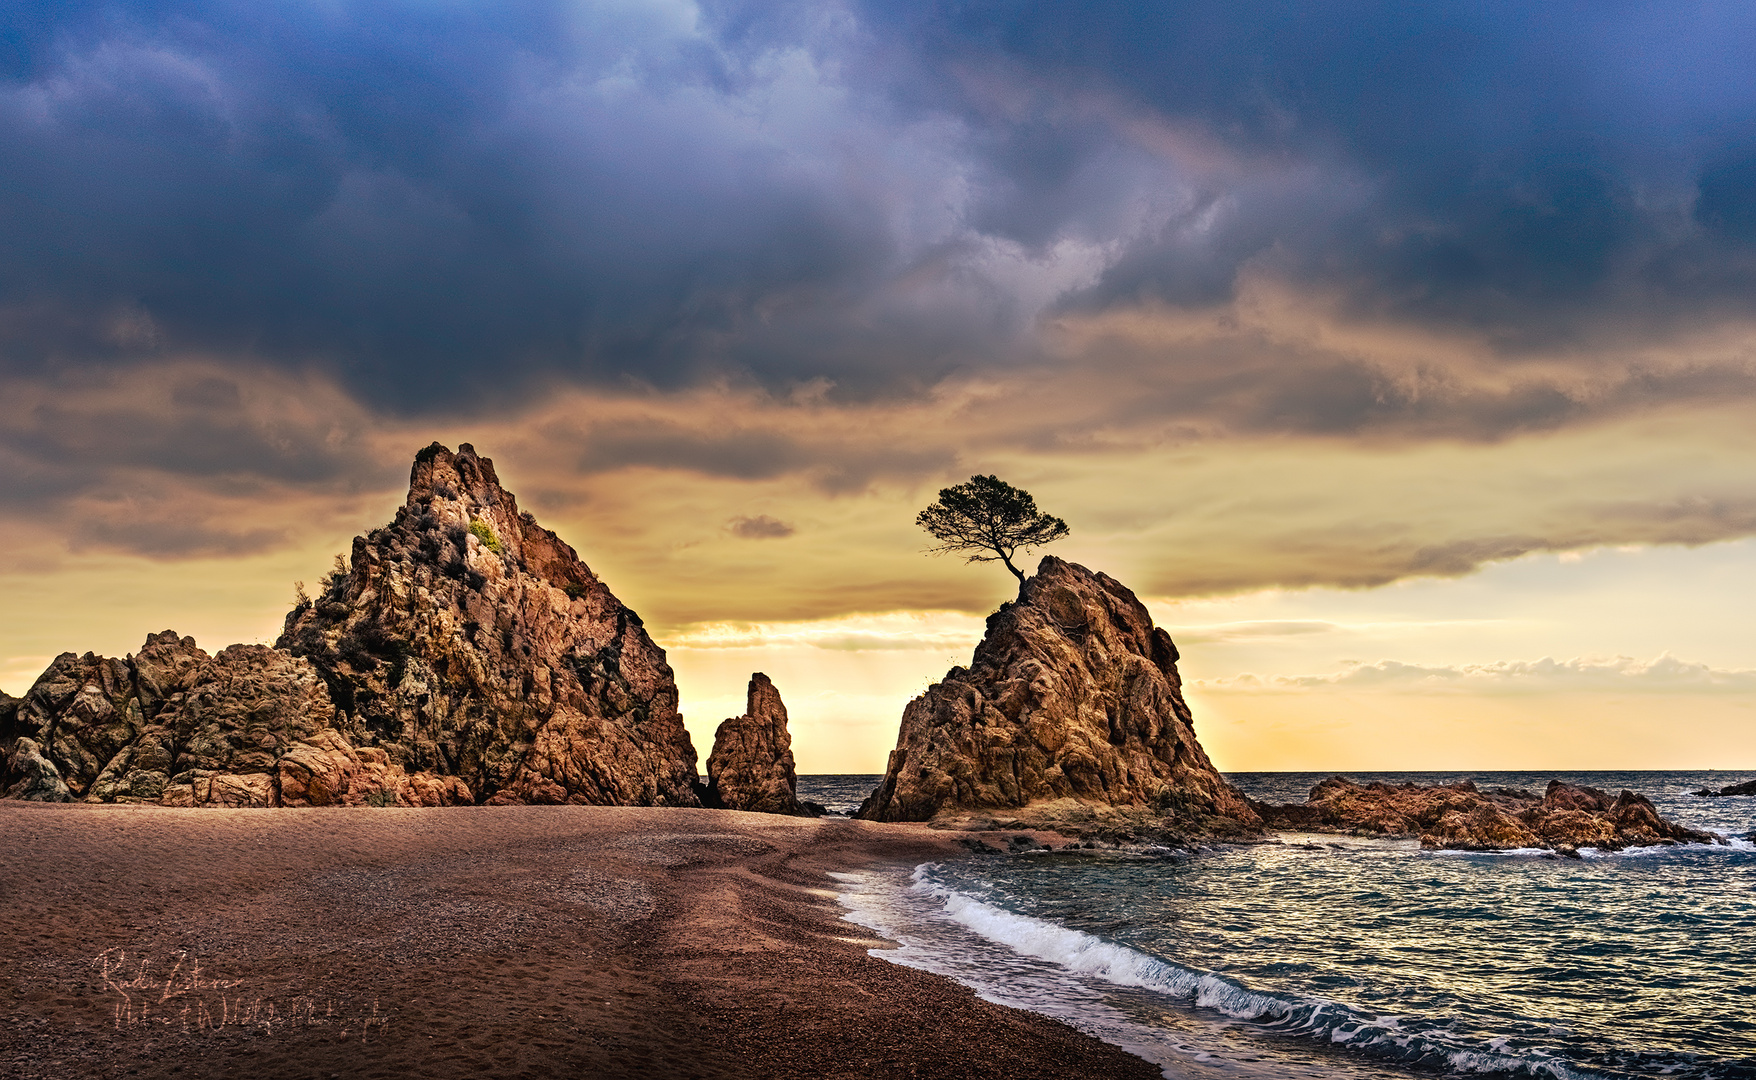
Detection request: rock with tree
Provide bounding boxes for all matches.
[917,474,1069,588]
[704,673,810,815]
[1,443,702,808]
[856,556,1261,842]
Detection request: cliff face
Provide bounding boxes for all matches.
[705,673,803,815]
[856,557,1258,838]
[277,442,700,806]
[1,442,700,807]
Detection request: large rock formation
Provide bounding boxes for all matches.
[704,673,804,815]
[1255,776,1721,852]
[278,442,699,806]
[856,557,1259,840]
[0,442,701,807]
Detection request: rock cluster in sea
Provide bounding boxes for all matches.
[856,556,1260,841]
[702,672,812,815]
[0,443,704,807]
[1692,778,1756,797]
[1255,776,1719,853]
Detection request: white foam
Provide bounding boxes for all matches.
[838,863,1609,1080]
[1578,837,1749,858]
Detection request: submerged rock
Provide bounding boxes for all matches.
[856,556,1259,841]
[704,673,806,815]
[1692,778,1756,797]
[1254,776,1720,852]
[1,442,700,808]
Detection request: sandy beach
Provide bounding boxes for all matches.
[0,804,1163,1080]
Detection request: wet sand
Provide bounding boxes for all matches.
[0,803,1164,1079]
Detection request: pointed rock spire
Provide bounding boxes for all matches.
[705,673,805,815]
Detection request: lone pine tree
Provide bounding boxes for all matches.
[916,474,1070,587]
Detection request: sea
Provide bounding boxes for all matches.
[797,772,1756,1080]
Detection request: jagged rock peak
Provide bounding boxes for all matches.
[705,673,804,815]
[278,442,700,806]
[1,443,698,809]
[857,556,1259,840]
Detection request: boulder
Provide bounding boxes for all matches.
[4,738,71,802]
[705,673,804,815]
[856,556,1260,841]
[1,632,209,801]
[1253,776,1721,852]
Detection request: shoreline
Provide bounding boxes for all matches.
[0,803,1165,1080]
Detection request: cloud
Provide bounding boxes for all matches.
[728,514,795,539]
[7,0,1756,424]
[1169,620,1339,644]
[0,361,403,558]
[665,611,983,652]
[1197,654,1756,694]
[12,2,1756,616]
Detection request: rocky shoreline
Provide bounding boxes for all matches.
[2,443,1725,863]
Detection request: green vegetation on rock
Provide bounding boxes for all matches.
[469,518,503,554]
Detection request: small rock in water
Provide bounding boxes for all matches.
[1251,776,1717,853]
[1693,778,1756,797]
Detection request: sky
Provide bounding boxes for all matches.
[4,0,1756,772]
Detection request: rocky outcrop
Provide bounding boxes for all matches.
[1,442,700,808]
[2,631,207,802]
[856,557,1259,841]
[277,442,699,806]
[1255,776,1721,852]
[704,673,804,815]
[1692,778,1756,797]
[0,633,466,806]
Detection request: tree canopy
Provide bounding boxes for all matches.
[916,474,1070,587]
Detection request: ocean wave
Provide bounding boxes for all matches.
[849,863,1607,1080]
[1577,836,1754,858]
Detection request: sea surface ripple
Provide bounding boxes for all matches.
[807,771,1756,1080]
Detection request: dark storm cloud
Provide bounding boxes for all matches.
[8,0,1756,426]
[868,0,1756,343]
[0,363,395,556]
[0,0,902,408]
